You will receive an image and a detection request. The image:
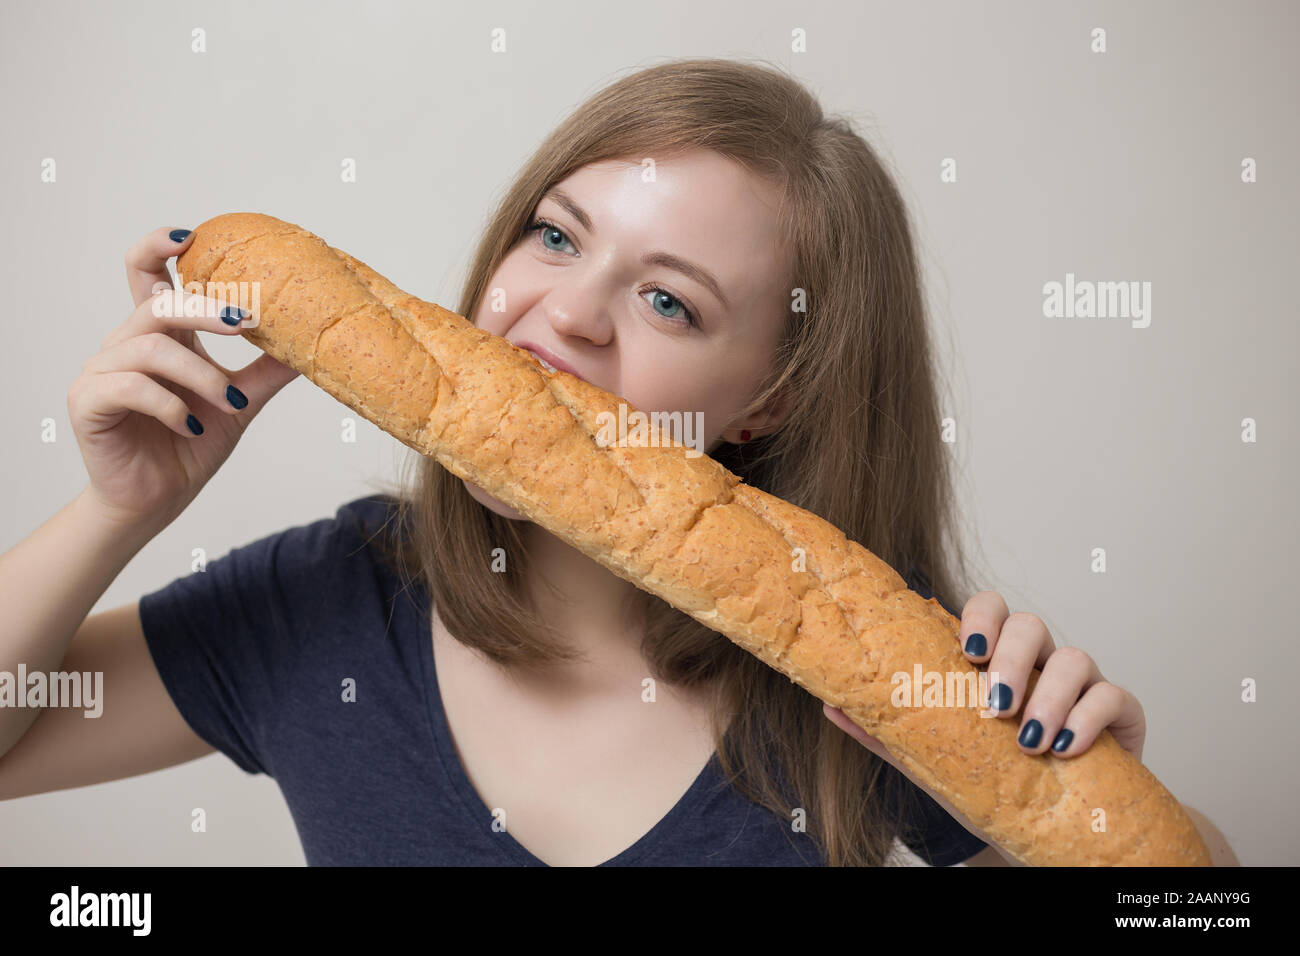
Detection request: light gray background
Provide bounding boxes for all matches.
[1,0,1295,866]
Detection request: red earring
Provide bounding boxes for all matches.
[740,429,752,442]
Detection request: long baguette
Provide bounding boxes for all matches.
[177,212,1212,866]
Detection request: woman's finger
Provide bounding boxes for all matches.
[125,226,193,308]
[70,369,205,439]
[1051,682,1146,763]
[957,590,1010,662]
[983,612,1056,719]
[823,702,894,761]
[1014,646,1103,755]
[101,290,247,353]
[83,332,249,418]
[227,351,301,413]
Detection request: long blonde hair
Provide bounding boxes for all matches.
[372,57,979,866]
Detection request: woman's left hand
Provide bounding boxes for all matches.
[823,589,1148,853]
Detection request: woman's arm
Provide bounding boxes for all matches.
[0,490,156,756]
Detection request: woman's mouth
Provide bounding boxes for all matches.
[525,349,559,373]
[518,342,583,380]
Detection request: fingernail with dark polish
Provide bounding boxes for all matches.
[226,385,248,410]
[988,682,1013,712]
[964,632,987,656]
[1052,729,1074,753]
[220,306,247,326]
[186,414,203,435]
[169,229,191,243]
[1018,719,1043,748]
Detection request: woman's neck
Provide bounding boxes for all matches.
[520,521,648,686]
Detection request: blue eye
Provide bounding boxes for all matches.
[641,288,696,327]
[530,220,574,254]
[524,216,699,329]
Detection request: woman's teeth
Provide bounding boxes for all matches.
[529,351,558,373]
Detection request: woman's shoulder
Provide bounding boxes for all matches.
[280,493,408,562]
[200,493,408,594]
[333,492,404,543]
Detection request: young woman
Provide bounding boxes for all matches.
[0,58,1234,866]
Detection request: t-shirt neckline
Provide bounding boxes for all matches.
[397,566,721,867]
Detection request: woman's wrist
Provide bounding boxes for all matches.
[72,486,170,559]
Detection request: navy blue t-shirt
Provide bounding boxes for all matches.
[137,495,988,866]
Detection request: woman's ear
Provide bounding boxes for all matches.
[720,386,791,443]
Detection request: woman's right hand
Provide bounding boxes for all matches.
[67,227,301,532]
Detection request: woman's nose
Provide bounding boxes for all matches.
[543,282,614,345]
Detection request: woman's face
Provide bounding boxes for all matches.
[466,148,793,520]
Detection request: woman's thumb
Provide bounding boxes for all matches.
[824,704,895,761]
[233,352,301,412]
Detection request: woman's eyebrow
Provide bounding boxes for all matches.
[542,188,731,311]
